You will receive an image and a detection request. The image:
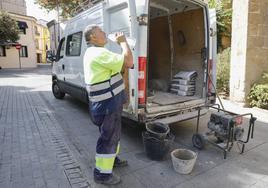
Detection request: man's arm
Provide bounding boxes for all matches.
[116,33,134,69]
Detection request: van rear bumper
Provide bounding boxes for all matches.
[150,108,208,124]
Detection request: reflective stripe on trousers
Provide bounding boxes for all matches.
[95,143,120,174]
[86,73,125,102]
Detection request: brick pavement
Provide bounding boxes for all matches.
[0,69,91,188]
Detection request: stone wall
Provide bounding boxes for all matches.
[230,0,268,104]
[230,0,249,103]
[246,0,268,94]
[0,0,26,15]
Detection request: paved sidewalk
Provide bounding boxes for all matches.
[0,68,91,188]
[217,98,268,123]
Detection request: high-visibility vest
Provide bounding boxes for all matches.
[86,73,125,103]
[83,46,124,85]
[84,46,126,115]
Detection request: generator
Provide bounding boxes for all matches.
[192,104,256,159]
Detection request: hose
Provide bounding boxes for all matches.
[208,73,225,110]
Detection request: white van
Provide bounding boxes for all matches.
[51,0,217,124]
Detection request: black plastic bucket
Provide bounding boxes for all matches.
[146,122,170,139]
[142,131,175,161]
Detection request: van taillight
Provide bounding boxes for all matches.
[208,59,213,95]
[138,57,147,104]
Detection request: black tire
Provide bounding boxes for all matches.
[192,134,205,150]
[52,81,65,99]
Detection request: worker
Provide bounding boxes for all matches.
[83,25,133,185]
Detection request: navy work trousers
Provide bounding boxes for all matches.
[91,106,123,180]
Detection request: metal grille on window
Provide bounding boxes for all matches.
[20,46,28,57]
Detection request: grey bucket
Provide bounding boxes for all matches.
[145,122,170,139]
[171,149,197,174]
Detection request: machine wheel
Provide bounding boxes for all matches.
[192,134,205,150]
[234,128,244,141]
[52,81,65,99]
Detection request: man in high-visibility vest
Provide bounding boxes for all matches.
[83,25,133,185]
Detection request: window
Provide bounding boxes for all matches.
[35,39,39,49]
[0,46,6,57]
[56,38,65,61]
[66,32,82,56]
[19,28,26,34]
[60,39,65,57]
[19,46,28,57]
[35,26,40,36]
[17,21,28,35]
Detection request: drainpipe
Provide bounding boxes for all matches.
[53,22,57,55]
[56,0,60,43]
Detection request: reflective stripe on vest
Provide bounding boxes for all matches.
[86,73,125,102]
[89,92,113,102]
[88,81,110,92]
[113,83,125,96]
[111,73,123,85]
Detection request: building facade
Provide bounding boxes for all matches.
[0,13,37,68]
[0,0,26,15]
[35,20,50,63]
[47,20,65,55]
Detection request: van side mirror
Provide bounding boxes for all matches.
[46,51,56,62]
[47,55,57,62]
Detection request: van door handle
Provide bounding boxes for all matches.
[62,64,65,70]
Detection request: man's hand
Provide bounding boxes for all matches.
[115,32,127,44]
[114,32,133,69]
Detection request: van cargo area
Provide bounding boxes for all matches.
[146,0,207,118]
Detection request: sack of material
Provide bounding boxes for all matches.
[171,71,197,96]
[171,84,195,92]
[172,79,195,85]
[173,71,197,81]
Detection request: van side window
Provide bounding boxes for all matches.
[60,40,65,57]
[66,32,82,56]
[56,38,65,61]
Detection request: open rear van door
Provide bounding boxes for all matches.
[208,8,217,98]
[104,0,138,116]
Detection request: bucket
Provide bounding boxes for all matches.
[146,122,170,139]
[171,149,197,174]
[142,131,174,161]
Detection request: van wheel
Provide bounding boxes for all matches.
[52,81,65,99]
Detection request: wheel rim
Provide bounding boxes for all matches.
[53,83,60,94]
[193,135,202,148]
[195,138,201,147]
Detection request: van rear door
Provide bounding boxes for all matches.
[208,8,217,99]
[104,0,138,115]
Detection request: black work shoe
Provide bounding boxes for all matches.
[94,173,121,185]
[114,157,128,167]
